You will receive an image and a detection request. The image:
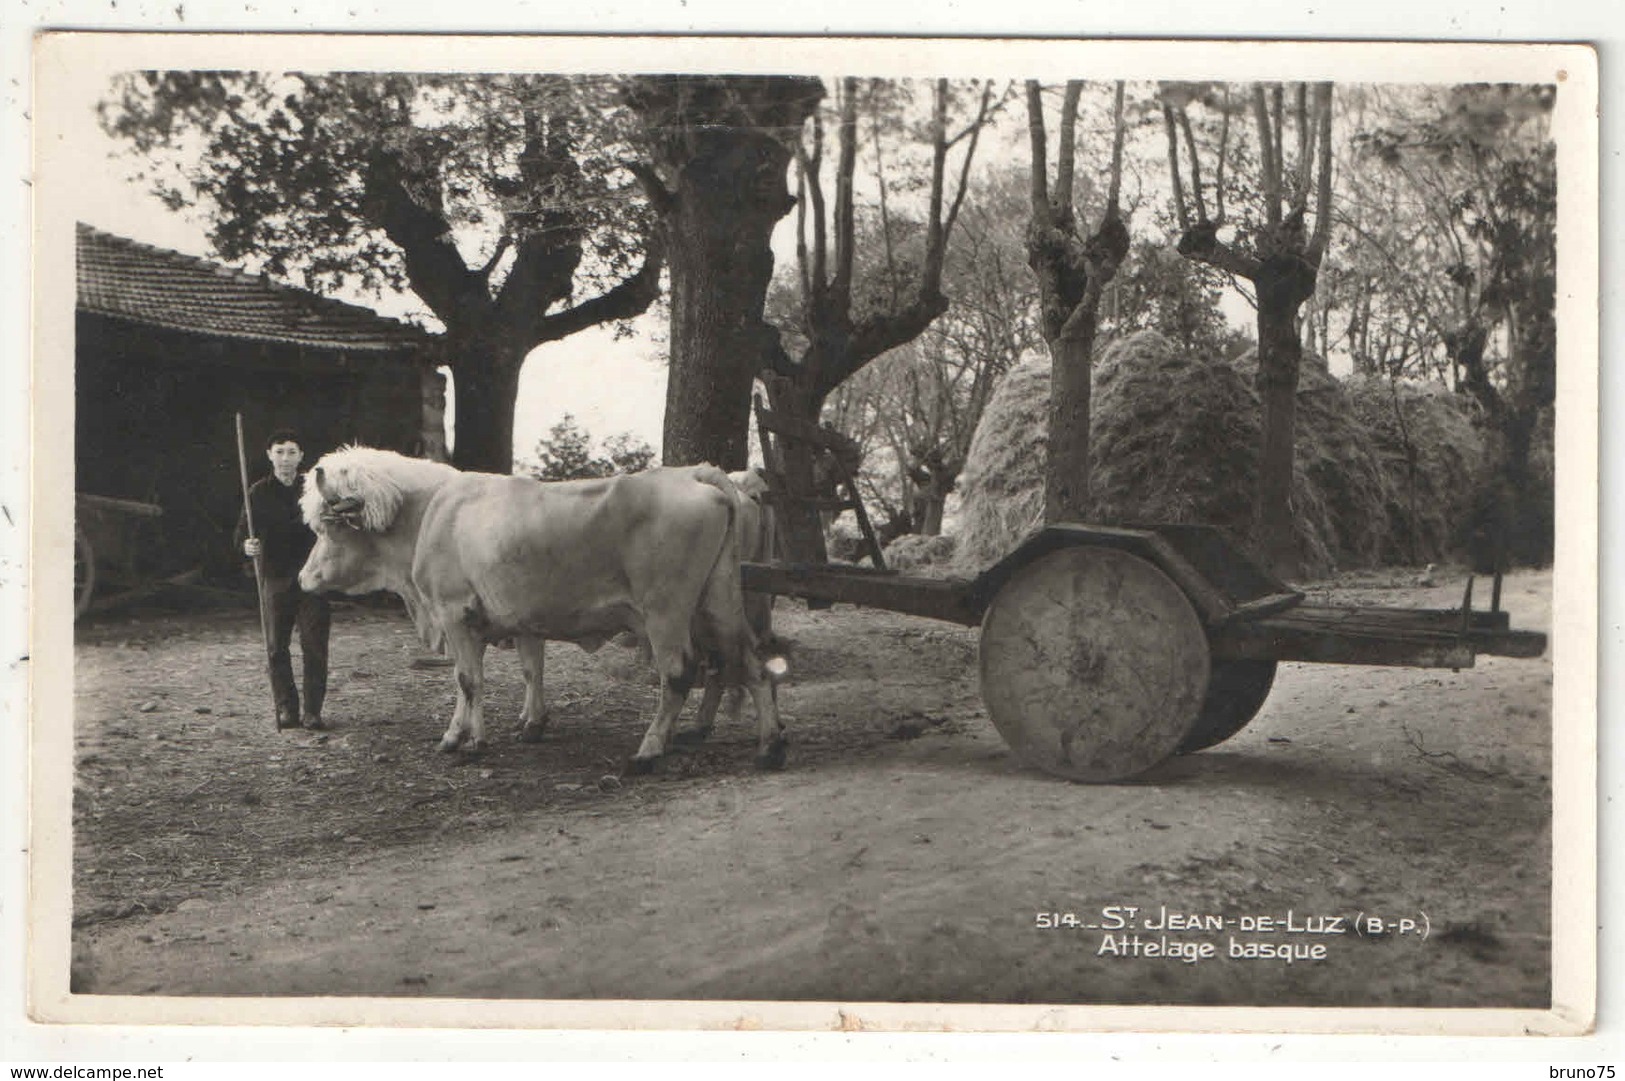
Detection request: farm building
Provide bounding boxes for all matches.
[75,223,443,590]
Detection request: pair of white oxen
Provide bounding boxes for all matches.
[295,446,785,772]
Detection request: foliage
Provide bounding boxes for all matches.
[522,414,656,481]
[102,72,649,304]
[100,72,665,472]
[1101,239,1252,358]
[1349,83,1556,565]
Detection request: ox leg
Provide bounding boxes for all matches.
[674,669,723,747]
[724,685,748,727]
[439,626,488,754]
[628,619,697,773]
[744,654,787,770]
[517,636,550,743]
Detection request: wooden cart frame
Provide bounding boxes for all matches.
[74,493,165,620]
[742,522,1546,783]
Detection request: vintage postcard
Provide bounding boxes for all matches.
[27,33,1598,1038]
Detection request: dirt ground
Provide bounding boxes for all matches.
[66,568,1553,1009]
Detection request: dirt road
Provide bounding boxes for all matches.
[69,570,1553,1008]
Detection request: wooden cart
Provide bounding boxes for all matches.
[74,493,166,620]
[741,523,1547,783]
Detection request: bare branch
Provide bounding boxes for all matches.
[1055,81,1082,212]
[831,77,858,312]
[361,150,479,321]
[795,154,811,304]
[1106,80,1126,219]
[1294,82,1311,214]
[1252,84,1281,227]
[1025,80,1051,226]
[1177,105,1207,223]
[921,79,950,296]
[796,113,828,296]
[1162,103,1190,231]
[942,80,995,245]
[870,87,900,307]
[1272,84,1285,212]
[1215,85,1230,223]
[1177,229,1263,281]
[1308,82,1336,263]
[535,228,666,342]
[624,160,675,219]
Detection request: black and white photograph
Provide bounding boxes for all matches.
[26,34,1597,1034]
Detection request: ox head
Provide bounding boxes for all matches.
[297,464,391,596]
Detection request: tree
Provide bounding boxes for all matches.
[1161,81,1335,574]
[522,413,656,480]
[1025,80,1131,523]
[621,76,824,471]
[754,78,999,558]
[825,162,1043,539]
[1358,84,1556,566]
[101,73,665,473]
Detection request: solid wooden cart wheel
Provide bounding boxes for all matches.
[1178,660,1278,754]
[74,524,95,622]
[978,545,1211,782]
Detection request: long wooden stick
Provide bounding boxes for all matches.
[235,414,276,718]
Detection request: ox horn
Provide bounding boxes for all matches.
[314,465,334,501]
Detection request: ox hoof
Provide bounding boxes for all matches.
[437,736,462,753]
[625,755,660,776]
[463,739,486,755]
[519,720,549,744]
[754,738,789,772]
[671,727,714,747]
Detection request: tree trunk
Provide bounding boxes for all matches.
[1252,269,1306,575]
[761,373,832,564]
[919,488,947,536]
[659,123,812,468]
[1044,314,1098,524]
[448,340,525,473]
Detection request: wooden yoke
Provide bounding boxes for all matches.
[752,393,886,571]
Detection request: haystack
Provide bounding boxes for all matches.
[1087,334,1298,561]
[883,532,957,576]
[957,331,1473,578]
[1228,346,1396,571]
[955,356,1051,571]
[1345,377,1485,565]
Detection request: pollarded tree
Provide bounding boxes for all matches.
[1025,80,1131,524]
[760,77,1000,558]
[101,73,665,473]
[621,75,824,471]
[830,163,1043,539]
[1160,81,1335,575]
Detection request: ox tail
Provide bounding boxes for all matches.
[688,466,787,681]
[688,464,740,595]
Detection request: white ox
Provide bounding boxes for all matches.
[297,447,786,771]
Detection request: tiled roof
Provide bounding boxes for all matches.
[76,223,432,353]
